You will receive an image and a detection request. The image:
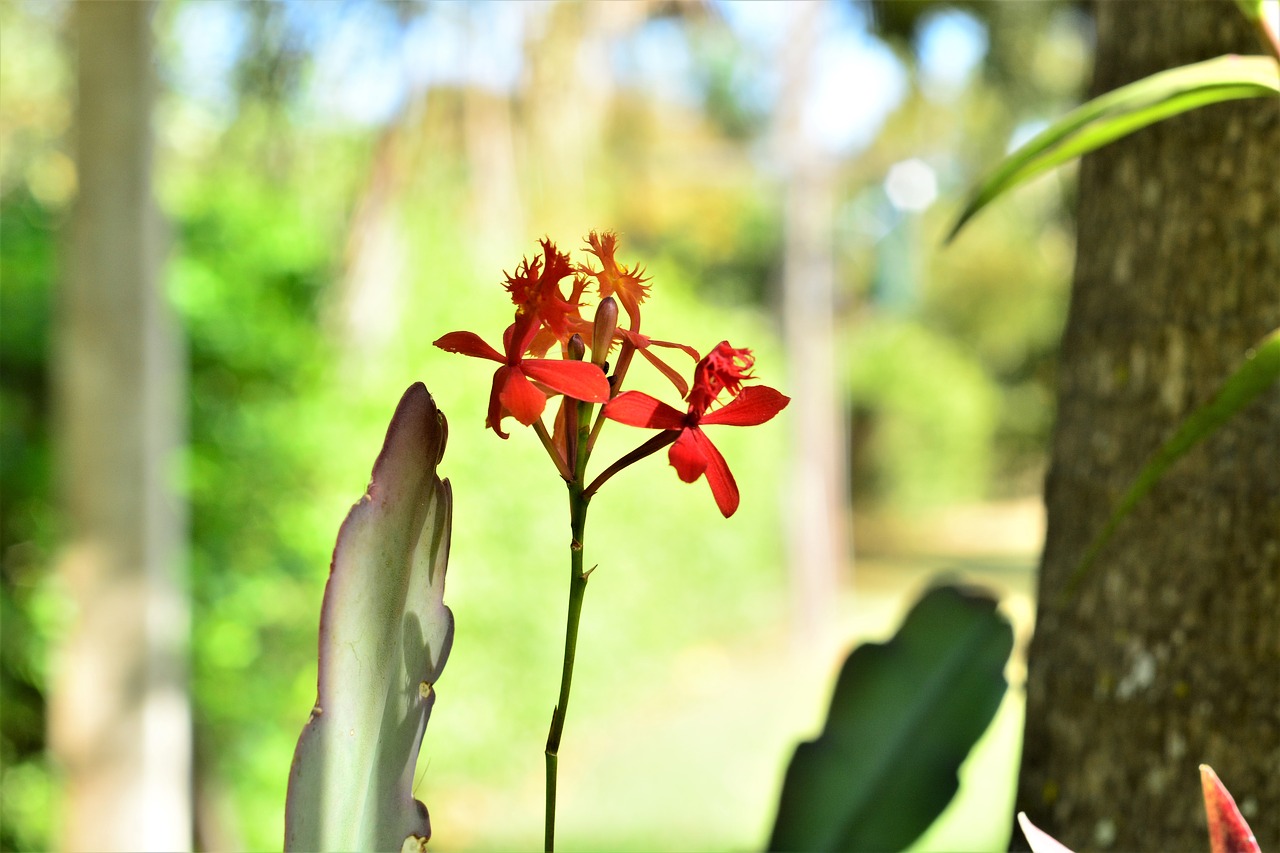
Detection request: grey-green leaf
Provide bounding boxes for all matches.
[1064,327,1280,594]
[768,584,1013,852]
[285,383,453,852]
[947,54,1280,242]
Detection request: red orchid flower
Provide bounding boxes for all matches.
[435,309,609,439]
[602,341,789,517]
[504,238,582,345]
[579,231,650,328]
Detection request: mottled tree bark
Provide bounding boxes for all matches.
[1016,1,1280,849]
[50,3,191,850]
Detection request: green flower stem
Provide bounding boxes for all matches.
[544,399,595,852]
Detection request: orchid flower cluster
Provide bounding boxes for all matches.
[434,231,789,517]
[433,231,787,850]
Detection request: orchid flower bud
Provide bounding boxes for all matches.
[591,297,619,367]
[567,333,587,362]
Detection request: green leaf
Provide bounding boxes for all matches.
[285,383,454,852]
[947,54,1280,242]
[768,584,1013,852]
[1065,327,1280,594]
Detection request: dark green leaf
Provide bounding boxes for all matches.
[769,584,1013,852]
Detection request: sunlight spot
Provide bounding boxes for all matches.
[884,159,937,212]
[916,8,988,100]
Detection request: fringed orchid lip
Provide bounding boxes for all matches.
[579,230,651,328]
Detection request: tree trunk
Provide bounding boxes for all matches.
[49,3,191,850]
[1016,1,1280,849]
[777,1,850,648]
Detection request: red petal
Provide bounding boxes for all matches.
[506,313,541,360]
[485,367,511,438]
[647,338,701,361]
[498,368,548,425]
[700,386,790,427]
[526,326,560,357]
[551,399,570,461]
[638,346,690,398]
[521,359,610,404]
[1201,765,1260,853]
[692,427,739,517]
[668,428,707,483]
[602,391,686,429]
[435,331,504,362]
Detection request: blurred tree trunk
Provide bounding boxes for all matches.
[777,1,849,647]
[332,128,409,365]
[49,3,191,850]
[522,2,615,239]
[1016,1,1280,848]
[461,4,525,265]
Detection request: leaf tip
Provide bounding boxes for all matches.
[1201,765,1260,853]
[943,212,971,246]
[1017,812,1075,853]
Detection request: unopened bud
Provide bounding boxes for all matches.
[591,297,619,367]
[567,333,587,362]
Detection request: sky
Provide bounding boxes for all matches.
[167,0,989,158]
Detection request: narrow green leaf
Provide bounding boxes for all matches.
[285,383,454,852]
[1065,327,1280,594]
[768,585,1013,852]
[1232,0,1265,21]
[947,54,1280,242]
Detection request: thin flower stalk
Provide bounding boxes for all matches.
[433,233,788,850]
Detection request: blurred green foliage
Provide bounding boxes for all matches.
[1,6,66,845]
[846,318,1000,507]
[171,132,350,845]
[0,1,1085,849]
[0,189,60,853]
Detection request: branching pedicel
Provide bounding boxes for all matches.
[433,232,789,850]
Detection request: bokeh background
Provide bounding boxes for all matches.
[0,1,1091,850]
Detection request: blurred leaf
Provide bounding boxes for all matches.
[285,383,454,852]
[1065,326,1280,593]
[1232,0,1280,61]
[948,54,1280,241]
[1016,812,1075,853]
[1201,765,1261,853]
[768,584,1013,852]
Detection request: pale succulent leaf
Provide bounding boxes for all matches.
[285,383,453,852]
